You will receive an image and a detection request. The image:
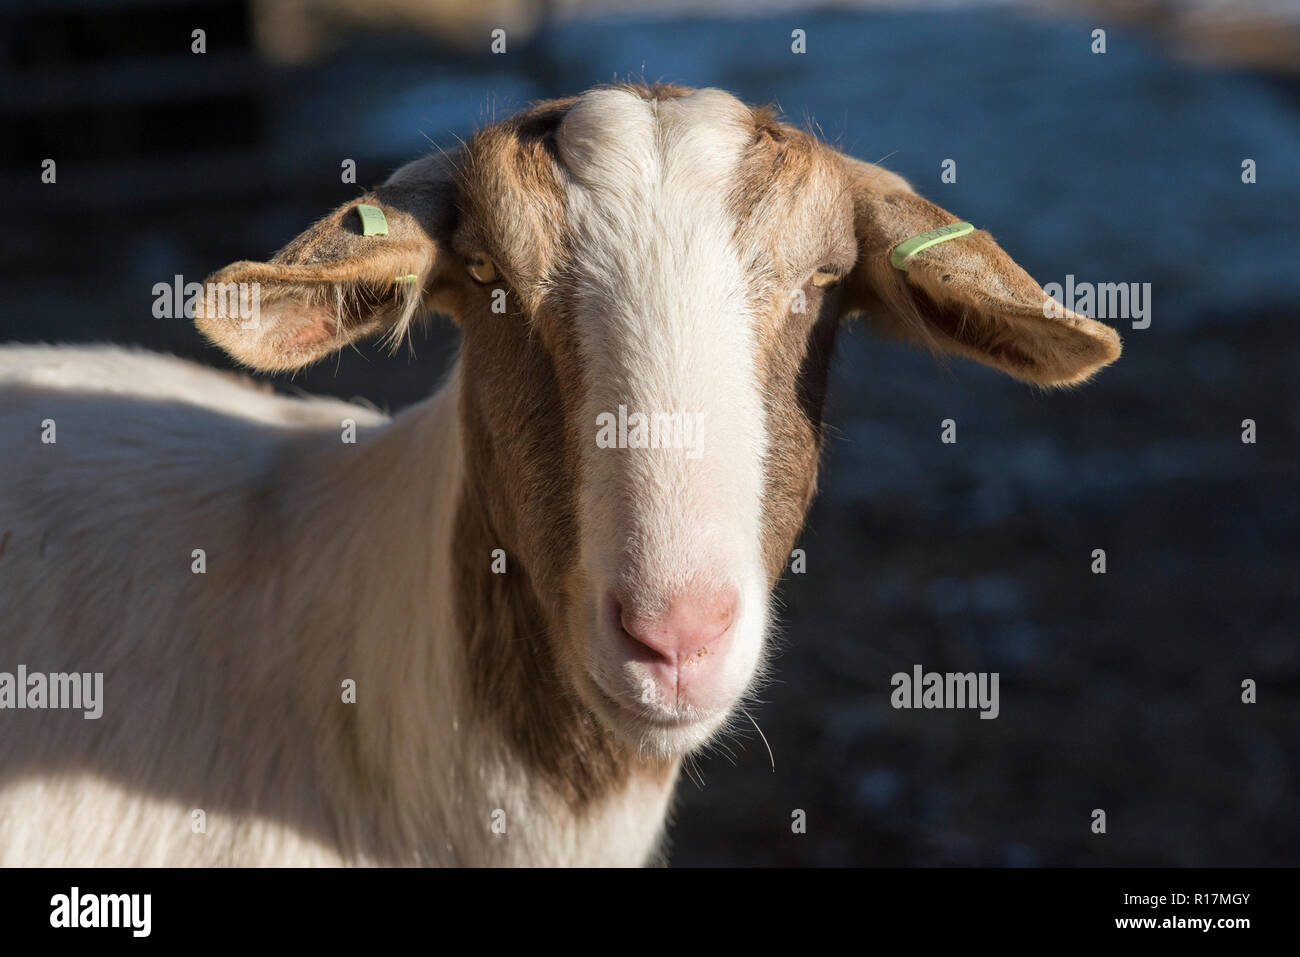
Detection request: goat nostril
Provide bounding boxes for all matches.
[611,587,739,663]
[614,599,665,656]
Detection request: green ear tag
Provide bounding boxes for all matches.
[890,221,975,271]
[356,203,389,237]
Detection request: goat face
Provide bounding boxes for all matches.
[197,84,1120,760]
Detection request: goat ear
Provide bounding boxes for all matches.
[194,181,453,372]
[843,185,1121,386]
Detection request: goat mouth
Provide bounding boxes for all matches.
[584,673,717,734]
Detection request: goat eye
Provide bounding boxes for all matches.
[466,255,497,284]
[809,266,843,288]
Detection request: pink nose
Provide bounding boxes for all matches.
[616,587,738,669]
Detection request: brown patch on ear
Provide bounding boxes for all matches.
[845,188,1122,386]
[195,175,457,372]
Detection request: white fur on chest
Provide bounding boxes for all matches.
[0,345,675,867]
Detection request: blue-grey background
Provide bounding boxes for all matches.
[2,0,1296,865]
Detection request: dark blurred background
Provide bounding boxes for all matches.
[2,0,1296,866]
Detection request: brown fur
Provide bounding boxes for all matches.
[727,121,860,581]
[450,97,652,805]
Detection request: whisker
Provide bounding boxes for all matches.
[739,706,775,772]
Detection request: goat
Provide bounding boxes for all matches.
[0,84,1120,865]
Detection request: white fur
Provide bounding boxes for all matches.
[556,89,771,751]
[0,345,670,865]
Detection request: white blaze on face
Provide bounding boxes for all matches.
[555,88,769,730]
